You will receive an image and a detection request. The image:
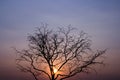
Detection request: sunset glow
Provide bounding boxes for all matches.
[0,0,120,80]
[53,67,58,74]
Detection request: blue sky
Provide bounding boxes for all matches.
[0,0,120,80]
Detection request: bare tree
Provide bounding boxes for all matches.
[15,24,106,80]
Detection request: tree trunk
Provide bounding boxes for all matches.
[52,74,55,80]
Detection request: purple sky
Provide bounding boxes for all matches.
[0,0,120,80]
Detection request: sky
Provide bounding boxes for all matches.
[0,0,120,80]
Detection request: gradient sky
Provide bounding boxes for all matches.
[0,0,120,80]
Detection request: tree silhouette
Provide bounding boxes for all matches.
[15,24,106,80]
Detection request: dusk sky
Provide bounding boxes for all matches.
[0,0,120,80]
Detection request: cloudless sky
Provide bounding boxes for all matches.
[0,0,120,80]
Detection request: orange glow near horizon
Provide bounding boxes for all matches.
[53,67,58,74]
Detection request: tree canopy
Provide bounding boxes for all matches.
[15,24,106,80]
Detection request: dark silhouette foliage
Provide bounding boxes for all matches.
[15,24,106,80]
